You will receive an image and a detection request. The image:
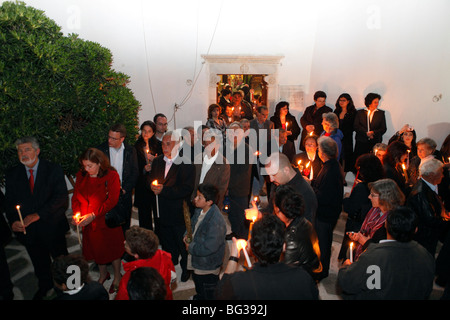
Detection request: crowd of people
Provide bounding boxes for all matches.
[0,88,449,301]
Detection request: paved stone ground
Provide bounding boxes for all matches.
[3,173,446,300]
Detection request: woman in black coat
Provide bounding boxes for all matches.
[382,141,410,196]
[270,101,301,145]
[134,121,162,232]
[334,93,356,174]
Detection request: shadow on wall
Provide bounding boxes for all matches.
[428,122,450,148]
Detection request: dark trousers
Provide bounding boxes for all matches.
[0,246,13,300]
[315,218,337,280]
[228,195,249,239]
[159,224,188,272]
[192,273,219,300]
[137,195,159,235]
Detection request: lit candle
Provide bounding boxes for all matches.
[245,202,259,241]
[74,212,82,247]
[309,131,313,136]
[236,239,252,268]
[15,205,26,234]
[285,122,289,131]
[152,180,160,218]
[349,242,354,263]
[146,148,150,164]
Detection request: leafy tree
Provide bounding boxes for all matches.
[0,1,141,186]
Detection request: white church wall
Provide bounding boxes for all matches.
[13,0,450,147]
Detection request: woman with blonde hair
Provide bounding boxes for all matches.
[348,178,405,260]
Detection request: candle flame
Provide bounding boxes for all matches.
[285,122,288,130]
[152,180,158,186]
[236,239,248,251]
[297,160,302,165]
[309,131,313,136]
[350,242,353,249]
[16,205,20,210]
[402,163,406,170]
[306,161,311,168]
[254,151,261,156]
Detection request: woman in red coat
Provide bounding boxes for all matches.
[72,148,124,293]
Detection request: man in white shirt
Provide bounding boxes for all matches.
[97,124,138,233]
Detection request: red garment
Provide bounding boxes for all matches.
[355,207,385,259]
[72,169,124,264]
[115,250,175,300]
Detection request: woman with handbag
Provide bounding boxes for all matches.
[72,148,124,294]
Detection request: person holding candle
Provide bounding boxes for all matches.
[229,91,253,121]
[270,101,301,145]
[263,152,318,225]
[338,154,385,261]
[353,93,387,161]
[72,148,125,294]
[382,141,410,196]
[347,178,405,261]
[215,214,319,300]
[338,206,435,300]
[320,112,344,161]
[148,131,195,282]
[272,185,322,277]
[134,120,161,232]
[373,143,388,163]
[299,91,332,151]
[293,134,323,180]
[184,183,227,300]
[5,136,69,300]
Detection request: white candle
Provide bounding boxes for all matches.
[74,213,82,247]
[367,110,371,132]
[349,242,354,263]
[242,246,252,268]
[15,205,26,234]
[152,180,160,218]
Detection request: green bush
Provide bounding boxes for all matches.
[0,1,141,186]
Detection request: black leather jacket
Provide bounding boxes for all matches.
[282,216,322,275]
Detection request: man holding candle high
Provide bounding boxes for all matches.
[5,136,69,299]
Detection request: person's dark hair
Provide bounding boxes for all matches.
[250,214,286,266]
[355,153,385,183]
[127,267,166,300]
[153,113,167,124]
[383,141,409,167]
[256,105,268,114]
[207,104,221,119]
[440,133,450,160]
[302,134,319,148]
[79,148,115,178]
[197,183,219,205]
[274,101,290,118]
[313,90,327,101]
[385,206,417,242]
[140,120,156,133]
[125,226,159,259]
[334,93,356,114]
[110,123,127,138]
[364,93,381,108]
[273,185,305,220]
[221,88,231,97]
[52,254,90,286]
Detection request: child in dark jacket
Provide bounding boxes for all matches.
[184,183,227,300]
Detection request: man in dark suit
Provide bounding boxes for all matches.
[224,122,254,240]
[407,159,450,255]
[192,127,230,210]
[5,136,69,299]
[97,124,139,233]
[353,93,387,160]
[311,136,344,281]
[149,131,195,281]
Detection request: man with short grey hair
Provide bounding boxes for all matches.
[407,158,450,255]
[5,136,69,299]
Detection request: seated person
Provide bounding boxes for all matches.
[338,206,435,300]
[51,254,109,300]
[115,226,176,300]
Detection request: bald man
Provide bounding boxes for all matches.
[263,153,317,224]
